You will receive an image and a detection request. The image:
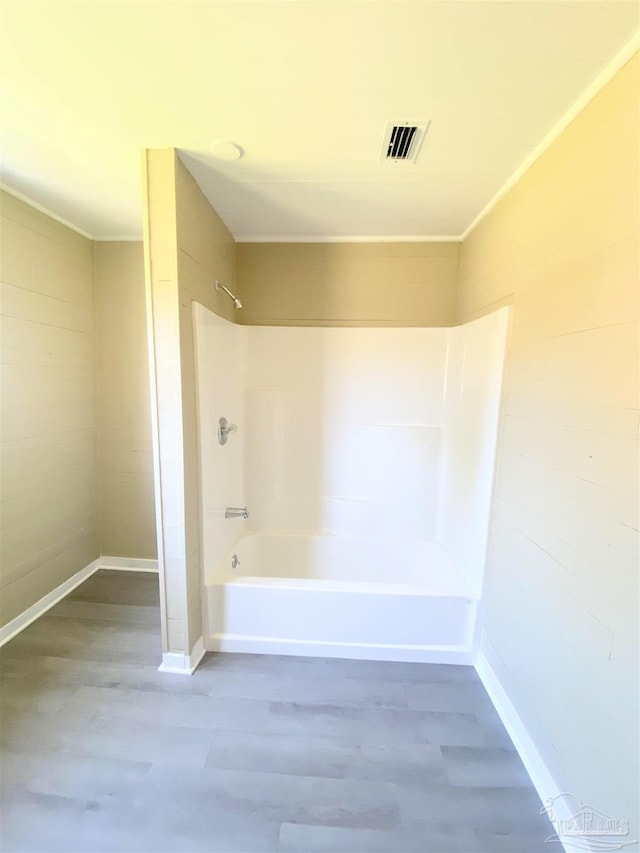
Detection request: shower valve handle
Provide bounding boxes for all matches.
[218,417,238,445]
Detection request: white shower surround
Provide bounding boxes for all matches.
[194,305,510,662]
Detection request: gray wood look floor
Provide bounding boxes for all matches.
[0,570,554,852]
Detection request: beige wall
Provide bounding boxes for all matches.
[175,156,236,651]
[94,241,156,558]
[0,191,98,625]
[0,201,157,630]
[142,149,236,656]
[458,53,639,832]
[237,242,459,326]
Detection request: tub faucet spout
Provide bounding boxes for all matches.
[225,506,249,519]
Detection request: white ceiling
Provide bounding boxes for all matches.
[0,1,637,240]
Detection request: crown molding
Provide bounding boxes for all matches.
[3,34,637,249]
[234,235,462,243]
[461,34,640,241]
[94,236,143,242]
[0,182,143,242]
[0,182,94,239]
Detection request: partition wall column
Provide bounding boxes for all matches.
[141,148,237,672]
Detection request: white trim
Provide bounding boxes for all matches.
[475,651,573,853]
[94,236,142,242]
[158,636,206,675]
[2,39,636,251]
[0,556,161,648]
[141,149,170,655]
[461,35,640,240]
[0,182,94,240]
[228,35,640,254]
[0,182,144,242]
[0,559,100,648]
[235,235,462,243]
[209,633,473,665]
[99,556,158,573]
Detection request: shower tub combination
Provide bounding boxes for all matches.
[194,305,509,663]
[208,533,476,662]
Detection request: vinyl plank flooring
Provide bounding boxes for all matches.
[0,569,555,852]
[441,745,532,788]
[205,730,444,786]
[0,749,150,804]
[342,659,480,685]
[473,824,555,852]
[267,700,434,744]
[80,795,282,853]
[281,817,552,853]
[403,680,496,714]
[61,683,272,733]
[0,786,96,853]
[198,651,347,679]
[66,570,160,606]
[1,710,216,768]
[396,781,547,830]
[140,764,401,831]
[0,652,213,696]
[0,785,279,853]
[205,669,408,708]
[0,614,161,666]
[278,821,479,853]
[0,678,80,714]
[267,701,504,749]
[52,598,161,626]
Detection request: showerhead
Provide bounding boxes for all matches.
[215,280,243,310]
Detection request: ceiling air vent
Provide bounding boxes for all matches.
[380,120,430,164]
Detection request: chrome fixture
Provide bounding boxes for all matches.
[218,416,238,445]
[225,506,249,519]
[215,280,243,310]
[231,554,240,569]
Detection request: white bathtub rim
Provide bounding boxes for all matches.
[208,632,474,664]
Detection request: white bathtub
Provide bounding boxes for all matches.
[205,533,477,663]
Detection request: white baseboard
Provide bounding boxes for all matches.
[158,636,207,675]
[208,633,474,665]
[0,554,159,648]
[475,651,577,853]
[0,559,101,647]
[99,556,158,573]
[0,555,209,678]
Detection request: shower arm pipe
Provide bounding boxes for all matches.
[215,280,243,309]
